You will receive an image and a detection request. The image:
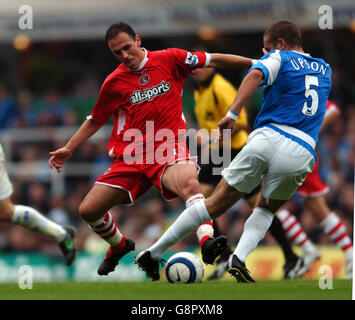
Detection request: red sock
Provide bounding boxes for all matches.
[88,211,123,247]
[104,236,127,259]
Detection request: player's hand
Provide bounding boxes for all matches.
[216,116,235,143]
[48,147,73,173]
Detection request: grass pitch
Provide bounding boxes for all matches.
[0,279,351,300]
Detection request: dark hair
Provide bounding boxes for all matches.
[105,22,136,43]
[264,21,302,47]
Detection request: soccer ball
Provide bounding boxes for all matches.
[165,252,204,284]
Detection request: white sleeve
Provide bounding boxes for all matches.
[204,52,211,67]
[260,50,281,86]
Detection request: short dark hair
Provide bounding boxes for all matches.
[105,22,136,43]
[264,21,302,48]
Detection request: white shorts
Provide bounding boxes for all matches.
[0,144,13,200]
[222,127,315,200]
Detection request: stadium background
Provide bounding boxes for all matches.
[0,0,353,282]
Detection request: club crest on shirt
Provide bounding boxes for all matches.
[139,74,150,86]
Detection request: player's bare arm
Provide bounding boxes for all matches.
[49,119,103,173]
[208,53,253,69]
[217,68,263,141]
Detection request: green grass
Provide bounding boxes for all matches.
[0,280,351,300]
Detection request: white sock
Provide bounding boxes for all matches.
[11,205,67,242]
[196,221,214,244]
[186,193,214,244]
[185,193,205,208]
[234,207,274,262]
[149,200,211,260]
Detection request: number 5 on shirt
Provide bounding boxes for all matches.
[302,75,319,116]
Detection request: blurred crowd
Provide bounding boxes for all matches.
[0,42,354,259]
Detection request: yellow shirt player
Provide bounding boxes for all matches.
[194,72,249,151]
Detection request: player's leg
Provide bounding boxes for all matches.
[269,215,304,279]
[209,181,304,279]
[198,183,232,267]
[277,162,326,274]
[196,158,234,272]
[146,139,260,275]
[161,160,228,265]
[197,184,220,263]
[238,185,304,279]
[229,196,283,282]
[277,207,321,275]
[192,184,216,261]
[162,159,207,219]
[206,220,234,280]
[229,192,308,282]
[199,183,214,198]
[244,186,297,265]
[197,156,234,278]
[79,183,135,275]
[0,196,65,242]
[208,186,261,280]
[134,128,282,281]
[135,130,265,280]
[245,182,306,278]
[227,128,315,282]
[0,152,76,265]
[0,196,76,265]
[305,195,353,278]
[135,176,245,280]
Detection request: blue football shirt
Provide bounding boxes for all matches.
[249,49,332,144]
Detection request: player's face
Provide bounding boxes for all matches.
[108,32,145,70]
[263,36,288,53]
[263,36,276,53]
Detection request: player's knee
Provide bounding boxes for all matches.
[78,202,97,222]
[0,198,15,222]
[258,197,286,214]
[181,177,201,199]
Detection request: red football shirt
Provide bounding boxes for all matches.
[89,48,209,160]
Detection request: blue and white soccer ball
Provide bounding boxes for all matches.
[165,252,204,283]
